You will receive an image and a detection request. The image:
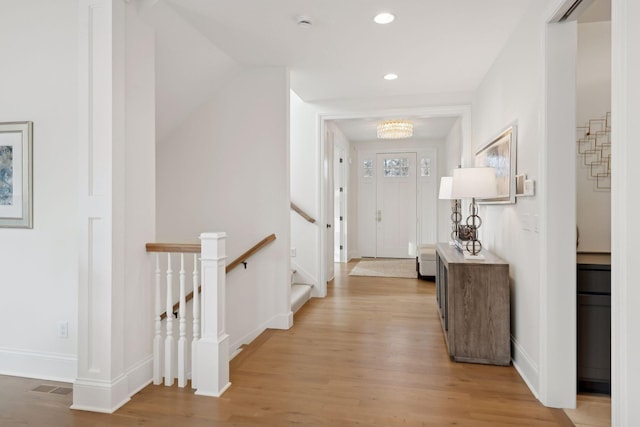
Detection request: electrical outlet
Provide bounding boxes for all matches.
[290,248,297,257]
[58,321,68,339]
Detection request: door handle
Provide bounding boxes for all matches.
[326,224,332,228]
[377,210,382,222]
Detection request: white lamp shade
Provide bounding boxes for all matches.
[438,177,453,199]
[451,167,498,199]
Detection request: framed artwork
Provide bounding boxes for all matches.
[0,122,33,228]
[475,124,517,204]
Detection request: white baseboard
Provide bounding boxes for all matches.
[291,261,318,288]
[72,356,153,413]
[229,321,268,356]
[291,261,323,298]
[0,347,77,383]
[511,335,540,400]
[126,355,153,397]
[229,312,293,357]
[71,374,130,413]
[267,312,293,330]
[0,347,153,413]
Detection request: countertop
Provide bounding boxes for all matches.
[577,252,611,266]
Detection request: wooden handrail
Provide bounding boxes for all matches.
[291,202,316,224]
[147,233,277,320]
[145,243,201,253]
[225,233,277,273]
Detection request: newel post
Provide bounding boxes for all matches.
[195,232,231,397]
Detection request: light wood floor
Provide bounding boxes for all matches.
[0,261,574,426]
[564,394,611,427]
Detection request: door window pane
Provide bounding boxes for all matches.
[420,158,431,177]
[363,160,374,178]
[383,158,409,177]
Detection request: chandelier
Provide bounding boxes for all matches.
[377,120,413,139]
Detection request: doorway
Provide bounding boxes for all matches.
[357,152,417,258]
[545,0,612,421]
[317,107,472,298]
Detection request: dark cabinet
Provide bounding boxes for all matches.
[577,257,611,395]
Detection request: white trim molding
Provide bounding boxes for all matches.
[0,348,77,383]
[538,17,577,409]
[611,0,640,425]
[511,336,540,400]
[71,375,130,413]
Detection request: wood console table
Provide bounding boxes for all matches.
[435,243,511,365]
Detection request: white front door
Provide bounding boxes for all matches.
[375,153,417,258]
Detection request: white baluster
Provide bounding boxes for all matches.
[164,253,174,386]
[191,253,200,389]
[153,253,162,385]
[177,253,187,387]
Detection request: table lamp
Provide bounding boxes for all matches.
[451,167,498,258]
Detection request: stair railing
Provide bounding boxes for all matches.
[145,233,276,396]
[290,202,316,224]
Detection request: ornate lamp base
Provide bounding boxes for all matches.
[465,198,483,256]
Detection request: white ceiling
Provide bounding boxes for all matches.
[152,0,611,143]
[165,0,534,102]
[333,116,459,142]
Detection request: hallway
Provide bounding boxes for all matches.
[0,261,573,426]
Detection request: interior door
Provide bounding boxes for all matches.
[334,146,346,262]
[375,153,417,258]
[325,129,335,281]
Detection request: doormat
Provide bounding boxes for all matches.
[349,259,416,279]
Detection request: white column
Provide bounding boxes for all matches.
[195,232,231,397]
[73,0,129,413]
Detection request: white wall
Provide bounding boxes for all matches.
[290,91,320,287]
[123,4,156,393]
[0,0,79,381]
[140,0,241,141]
[471,0,563,402]
[439,118,463,242]
[157,67,291,353]
[576,21,611,252]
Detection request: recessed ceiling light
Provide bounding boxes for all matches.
[384,73,398,80]
[374,12,395,25]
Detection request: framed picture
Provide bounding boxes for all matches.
[475,124,517,204]
[0,122,33,228]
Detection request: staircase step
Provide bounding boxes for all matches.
[291,283,312,314]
